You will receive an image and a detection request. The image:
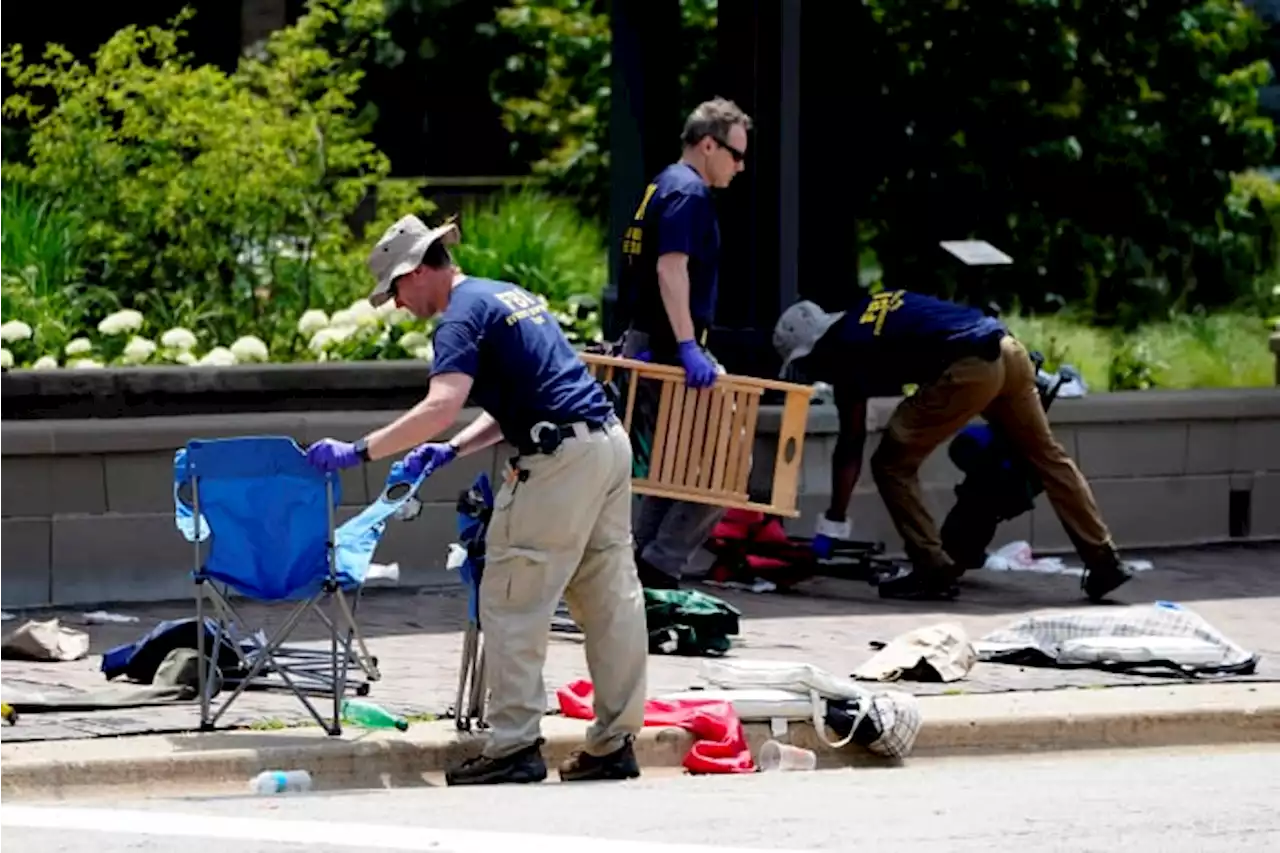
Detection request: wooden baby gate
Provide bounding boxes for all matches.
[580,353,814,517]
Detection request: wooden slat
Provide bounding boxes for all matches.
[683,388,712,489]
[720,390,751,496]
[657,378,686,484]
[646,380,674,485]
[733,391,762,494]
[578,352,815,517]
[672,386,699,487]
[696,389,727,489]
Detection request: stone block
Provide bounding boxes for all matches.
[1075,423,1188,478]
[1090,475,1232,547]
[1251,472,1280,537]
[103,452,178,513]
[365,503,459,587]
[1186,422,1237,475]
[51,513,200,606]
[1,455,106,518]
[1,518,52,608]
[1030,502,1074,553]
[1234,419,1280,473]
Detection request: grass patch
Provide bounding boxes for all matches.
[1004,310,1275,391]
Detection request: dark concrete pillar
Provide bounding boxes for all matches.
[604,0,682,341]
[797,1,864,313]
[708,0,801,378]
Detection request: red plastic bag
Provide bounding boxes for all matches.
[556,679,755,774]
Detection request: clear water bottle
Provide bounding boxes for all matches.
[250,769,312,795]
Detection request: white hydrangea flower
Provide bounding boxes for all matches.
[0,348,12,369]
[229,335,269,363]
[0,320,33,342]
[308,326,354,354]
[65,337,93,356]
[375,299,398,318]
[328,308,355,328]
[173,351,197,366]
[160,327,198,351]
[31,355,59,370]
[346,299,381,327]
[69,358,104,369]
[297,309,329,337]
[386,307,415,326]
[197,347,237,366]
[121,336,158,364]
[398,331,430,351]
[410,343,434,361]
[98,309,144,336]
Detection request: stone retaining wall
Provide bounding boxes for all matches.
[3,387,1279,608]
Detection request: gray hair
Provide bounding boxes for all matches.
[681,97,753,147]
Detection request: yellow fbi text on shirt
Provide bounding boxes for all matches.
[621,182,659,259]
[859,289,905,336]
[496,288,550,326]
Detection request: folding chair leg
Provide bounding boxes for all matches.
[466,643,487,723]
[455,621,487,731]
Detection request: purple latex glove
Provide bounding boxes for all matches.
[677,339,718,389]
[403,442,457,479]
[306,438,362,473]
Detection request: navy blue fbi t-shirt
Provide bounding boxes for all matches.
[620,162,720,358]
[806,290,1008,399]
[429,278,615,443]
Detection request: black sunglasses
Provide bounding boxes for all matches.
[711,136,745,163]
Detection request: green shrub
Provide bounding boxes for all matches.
[451,188,607,343]
[1,0,429,359]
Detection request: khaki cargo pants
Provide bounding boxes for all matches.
[872,336,1119,573]
[480,421,648,759]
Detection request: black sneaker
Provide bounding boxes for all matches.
[445,739,548,786]
[877,566,960,601]
[636,555,680,590]
[1082,561,1134,603]
[558,736,641,782]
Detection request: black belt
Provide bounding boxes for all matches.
[514,415,619,456]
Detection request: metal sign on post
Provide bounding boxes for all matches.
[939,240,1014,266]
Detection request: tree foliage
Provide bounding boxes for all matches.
[2,0,428,353]
[486,0,717,218]
[489,0,1279,323]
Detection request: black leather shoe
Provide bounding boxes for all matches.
[877,566,961,601]
[636,555,680,590]
[445,739,548,786]
[558,736,641,782]
[1082,561,1134,603]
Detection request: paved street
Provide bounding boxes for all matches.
[4,744,1279,852]
[3,544,1278,741]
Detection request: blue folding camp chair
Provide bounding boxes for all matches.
[173,436,427,735]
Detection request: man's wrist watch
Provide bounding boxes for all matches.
[353,438,371,462]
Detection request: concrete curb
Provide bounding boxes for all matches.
[3,684,1279,801]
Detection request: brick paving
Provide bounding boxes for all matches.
[2,543,1277,743]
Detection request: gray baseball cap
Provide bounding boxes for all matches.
[773,300,846,376]
[367,214,460,307]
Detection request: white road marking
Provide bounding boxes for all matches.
[1,804,803,853]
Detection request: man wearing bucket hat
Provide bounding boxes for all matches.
[306,214,648,787]
[772,293,1132,602]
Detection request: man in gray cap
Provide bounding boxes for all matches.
[772,292,1132,602]
[306,214,648,786]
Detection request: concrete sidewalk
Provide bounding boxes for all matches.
[2,544,1278,745]
[4,683,1278,802]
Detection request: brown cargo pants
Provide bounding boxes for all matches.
[871,335,1118,573]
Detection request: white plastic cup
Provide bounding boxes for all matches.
[756,739,817,772]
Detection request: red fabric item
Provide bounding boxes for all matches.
[556,679,755,774]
